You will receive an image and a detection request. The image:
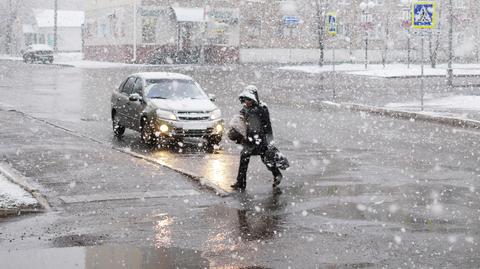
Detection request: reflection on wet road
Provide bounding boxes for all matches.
[112,136,240,192]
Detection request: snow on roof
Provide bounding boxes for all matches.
[171,7,205,22]
[134,72,194,80]
[29,44,53,51]
[34,9,85,28]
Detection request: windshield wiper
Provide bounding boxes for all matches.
[149,96,167,99]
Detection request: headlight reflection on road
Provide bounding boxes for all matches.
[150,150,238,193]
[203,158,231,190]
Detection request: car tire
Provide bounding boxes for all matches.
[204,138,221,153]
[140,118,155,145]
[112,113,125,138]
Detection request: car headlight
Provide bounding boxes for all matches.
[210,109,222,120]
[156,109,177,120]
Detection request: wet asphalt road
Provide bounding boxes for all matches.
[0,60,480,268]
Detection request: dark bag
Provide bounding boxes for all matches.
[227,128,244,144]
[263,145,290,170]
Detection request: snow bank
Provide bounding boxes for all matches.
[0,174,38,210]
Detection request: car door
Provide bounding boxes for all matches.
[115,76,135,127]
[128,77,146,131]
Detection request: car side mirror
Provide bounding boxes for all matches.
[208,94,216,102]
[129,93,142,102]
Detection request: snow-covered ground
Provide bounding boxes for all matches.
[0,174,38,210]
[279,63,480,78]
[387,95,480,111]
[384,95,480,120]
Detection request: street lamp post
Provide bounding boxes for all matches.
[360,1,375,70]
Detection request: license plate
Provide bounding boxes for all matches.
[181,122,209,130]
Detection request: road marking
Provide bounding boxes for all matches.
[59,189,200,204]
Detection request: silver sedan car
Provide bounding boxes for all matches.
[111,72,224,149]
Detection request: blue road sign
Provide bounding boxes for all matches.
[412,1,436,29]
[326,12,337,35]
[283,16,300,26]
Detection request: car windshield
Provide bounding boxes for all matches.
[145,79,208,100]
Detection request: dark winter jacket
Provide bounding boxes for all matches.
[239,103,273,147]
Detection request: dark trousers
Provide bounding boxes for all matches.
[236,145,282,187]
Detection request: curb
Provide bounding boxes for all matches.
[0,58,74,68]
[1,108,231,198]
[114,148,230,197]
[0,162,51,211]
[321,101,480,129]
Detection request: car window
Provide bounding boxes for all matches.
[118,78,128,91]
[145,79,208,100]
[133,78,143,95]
[121,77,135,95]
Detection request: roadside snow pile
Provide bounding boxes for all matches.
[0,174,38,210]
[386,95,480,111]
[279,63,480,78]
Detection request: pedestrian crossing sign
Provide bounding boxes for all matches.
[326,12,337,36]
[412,1,436,29]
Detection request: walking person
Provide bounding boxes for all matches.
[230,85,283,191]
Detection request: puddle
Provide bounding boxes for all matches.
[0,245,209,269]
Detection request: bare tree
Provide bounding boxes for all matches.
[428,0,443,68]
[381,13,391,68]
[315,0,326,66]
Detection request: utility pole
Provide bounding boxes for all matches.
[446,0,453,87]
[53,0,58,52]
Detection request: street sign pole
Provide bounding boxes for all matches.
[326,12,337,72]
[421,34,424,110]
[412,1,436,111]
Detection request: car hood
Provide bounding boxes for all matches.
[150,98,217,112]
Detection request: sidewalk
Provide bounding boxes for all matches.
[0,109,206,216]
[280,63,480,127]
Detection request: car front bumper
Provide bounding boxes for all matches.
[152,118,224,141]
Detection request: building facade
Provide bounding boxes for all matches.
[83,0,480,64]
[84,0,240,63]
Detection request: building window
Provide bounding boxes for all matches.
[245,19,261,38]
[142,17,157,43]
[98,18,109,37]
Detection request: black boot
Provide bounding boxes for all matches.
[273,169,282,187]
[231,182,245,191]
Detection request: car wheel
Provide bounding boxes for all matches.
[112,113,125,138]
[204,138,220,153]
[140,118,155,145]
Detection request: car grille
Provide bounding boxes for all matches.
[176,111,210,121]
